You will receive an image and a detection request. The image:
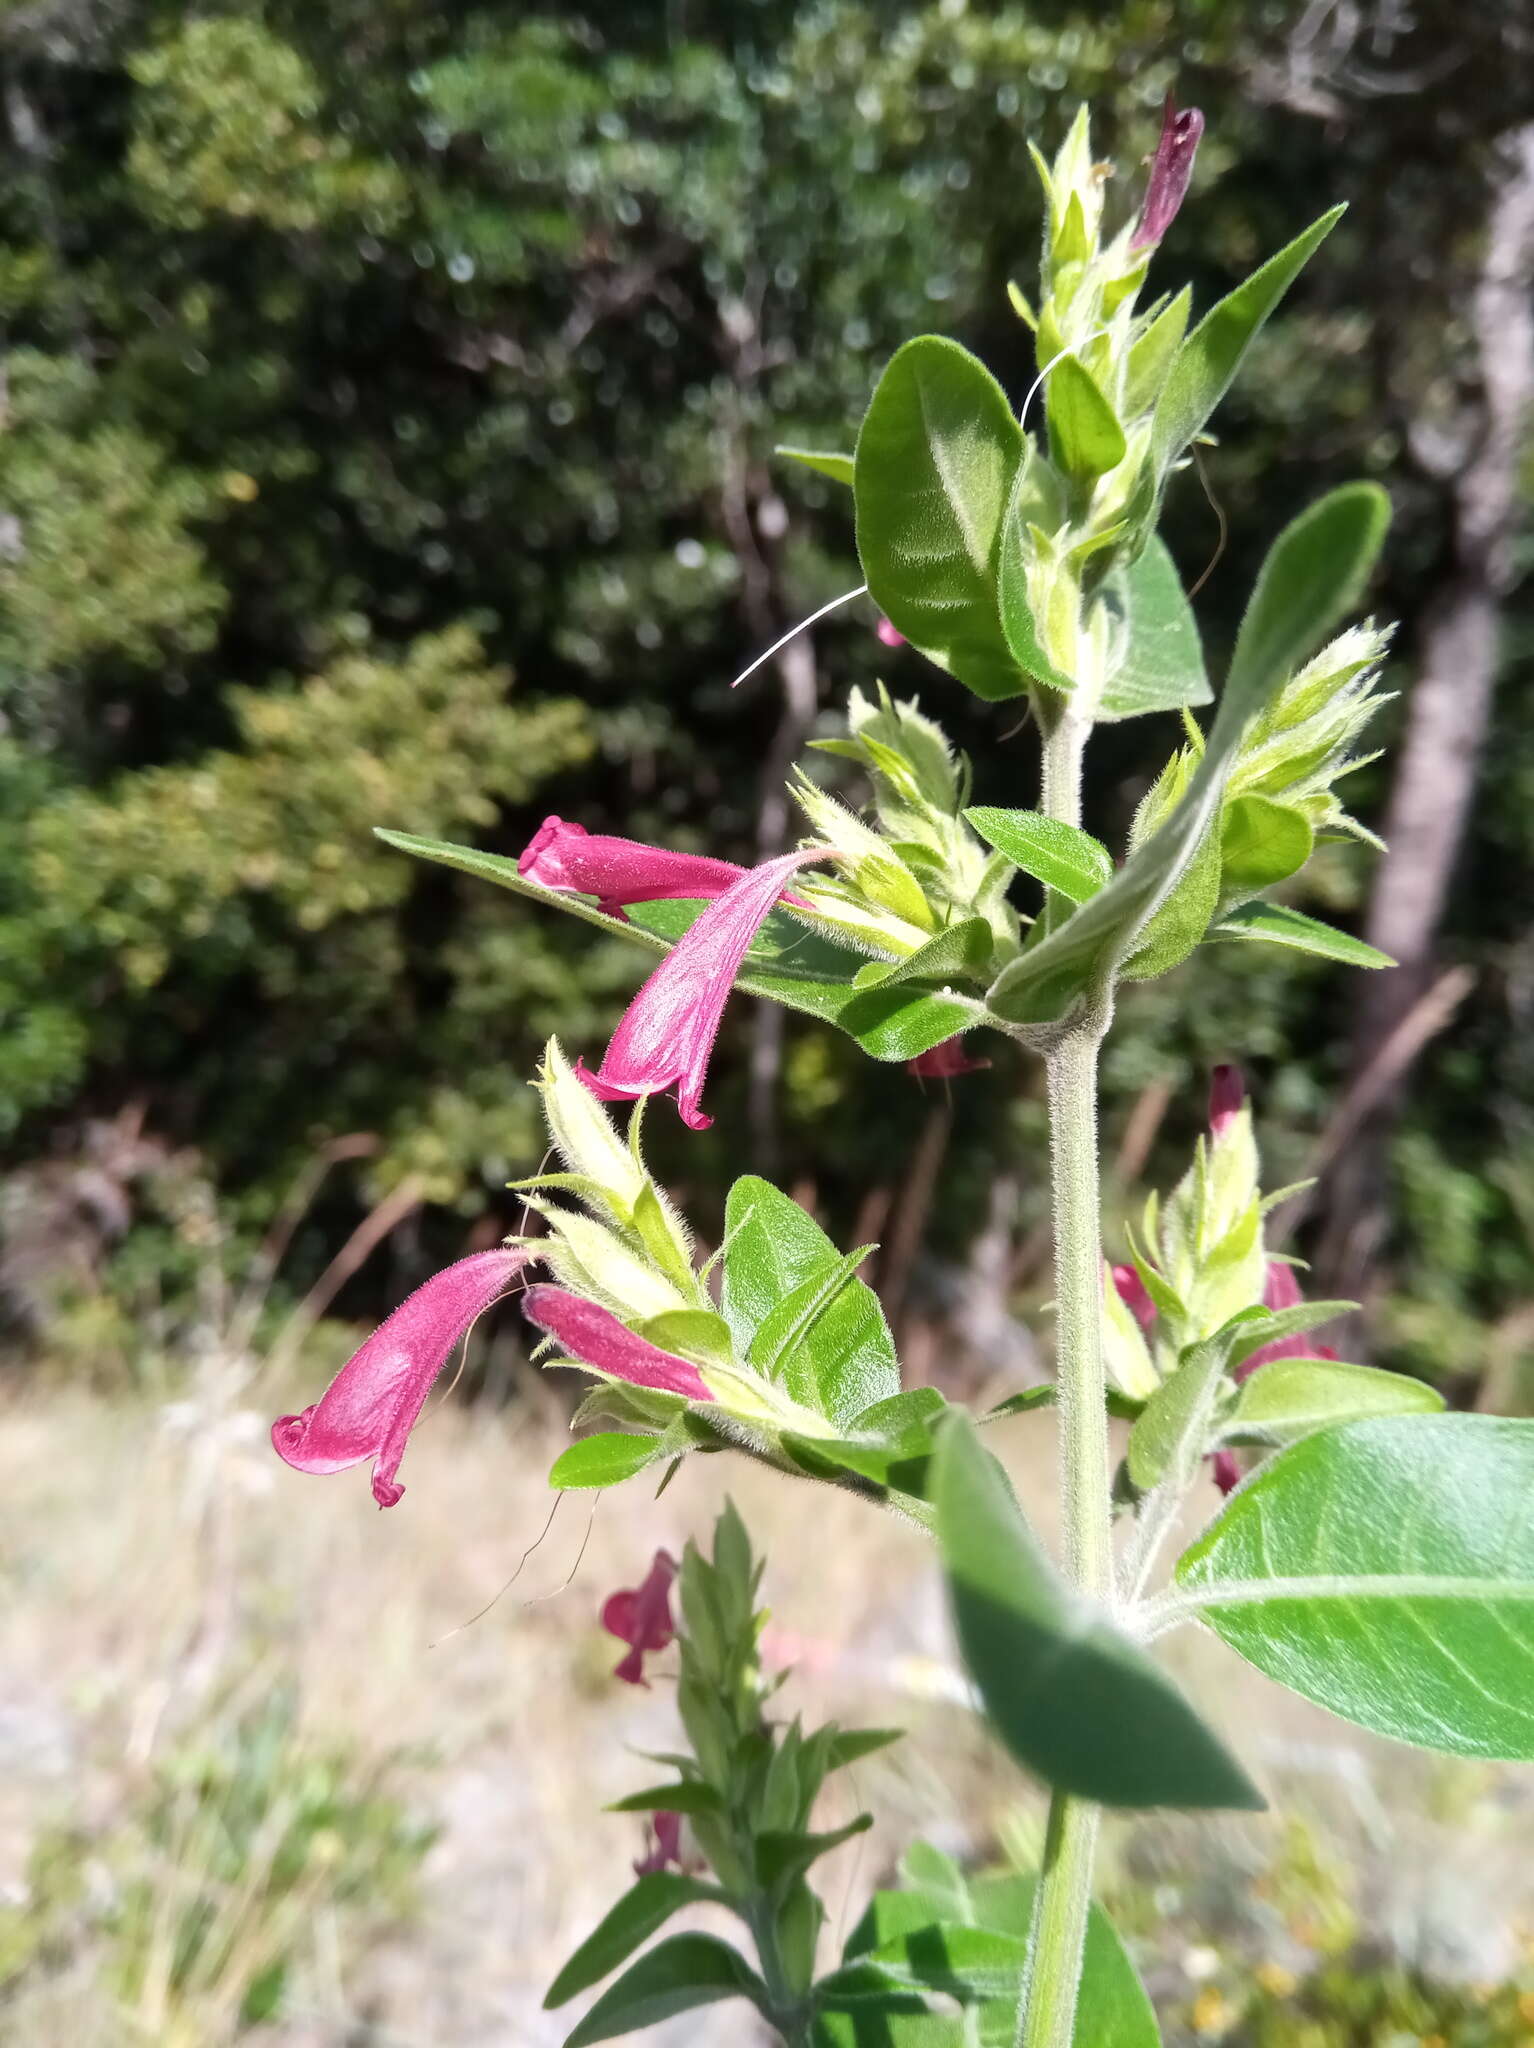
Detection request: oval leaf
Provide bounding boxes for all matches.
[934,1412,1263,1809]
[964,809,1112,904]
[1047,354,1127,482]
[549,1433,663,1490]
[1174,1415,1534,1758]
[1219,795,1314,893]
[855,337,1027,701]
[1227,1357,1443,1446]
[1096,537,1211,721]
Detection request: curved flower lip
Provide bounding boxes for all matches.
[272,1248,528,1509]
[1131,95,1204,250]
[521,1283,712,1401]
[577,847,830,1130]
[518,816,809,919]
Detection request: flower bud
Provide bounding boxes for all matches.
[1103,1261,1160,1399]
[536,1037,647,1221]
[1131,96,1205,251]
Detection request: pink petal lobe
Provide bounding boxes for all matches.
[579,847,827,1129]
[522,1285,712,1401]
[271,1249,527,1508]
[602,1550,679,1687]
[875,617,906,648]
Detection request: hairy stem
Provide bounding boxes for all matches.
[1018,708,1110,2048]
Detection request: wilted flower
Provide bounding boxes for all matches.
[271,1249,527,1508]
[602,1548,679,1687]
[1131,95,1204,250]
[521,1283,712,1401]
[907,1035,991,1080]
[578,848,827,1129]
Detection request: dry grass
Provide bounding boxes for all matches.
[2,1364,1532,2045]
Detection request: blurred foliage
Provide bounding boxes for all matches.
[0,1686,432,2039]
[0,0,1530,1368]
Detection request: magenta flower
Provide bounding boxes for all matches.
[1208,1062,1244,1140]
[271,1248,527,1508]
[876,617,906,649]
[577,847,827,1130]
[1131,95,1205,251]
[1111,1262,1158,1334]
[634,1811,685,1876]
[907,1035,991,1080]
[521,1283,712,1401]
[601,1548,679,1687]
[519,815,809,921]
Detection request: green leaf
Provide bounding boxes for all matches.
[964,809,1111,904]
[778,446,855,485]
[1123,286,1191,417]
[545,1874,722,2008]
[1211,899,1395,968]
[1228,1357,1444,1446]
[606,1781,724,1815]
[561,1933,768,2046]
[854,336,1028,701]
[854,916,993,989]
[1046,354,1127,482]
[934,1413,1263,1808]
[1096,537,1212,721]
[986,483,1389,1026]
[1219,796,1314,892]
[1225,483,1390,721]
[721,1176,899,1426]
[1173,1416,1534,1758]
[983,1385,1058,1421]
[1151,207,1345,477]
[997,473,1076,694]
[549,1433,662,1490]
[1224,1300,1357,1370]
[1118,810,1222,982]
[756,1814,872,1893]
[782,1388,947,1499]
[826,1871,1157,2045]
[1126,1332,1235,1493]
[824,1726,905,1770]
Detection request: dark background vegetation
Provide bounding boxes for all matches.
[2,0,1531,1400]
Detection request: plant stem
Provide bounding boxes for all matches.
[1017,706,1112,2048]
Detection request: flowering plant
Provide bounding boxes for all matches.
[272,100,1534,2047]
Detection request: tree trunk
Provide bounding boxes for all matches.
[1314,124,1534,1312]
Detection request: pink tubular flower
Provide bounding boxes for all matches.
[519,816,807,921]
[1111,1262,1158,1334]
[602,1548,679,1687]
[635,1811,685,1876]
[1131,94,1205,250]
[271,1249,527,1508]
[1208,1063,1245,1140]
[577,848,828,1130]
[521,1284,712,1401]
[876,617,906,649]
[908,1035,991,1080]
